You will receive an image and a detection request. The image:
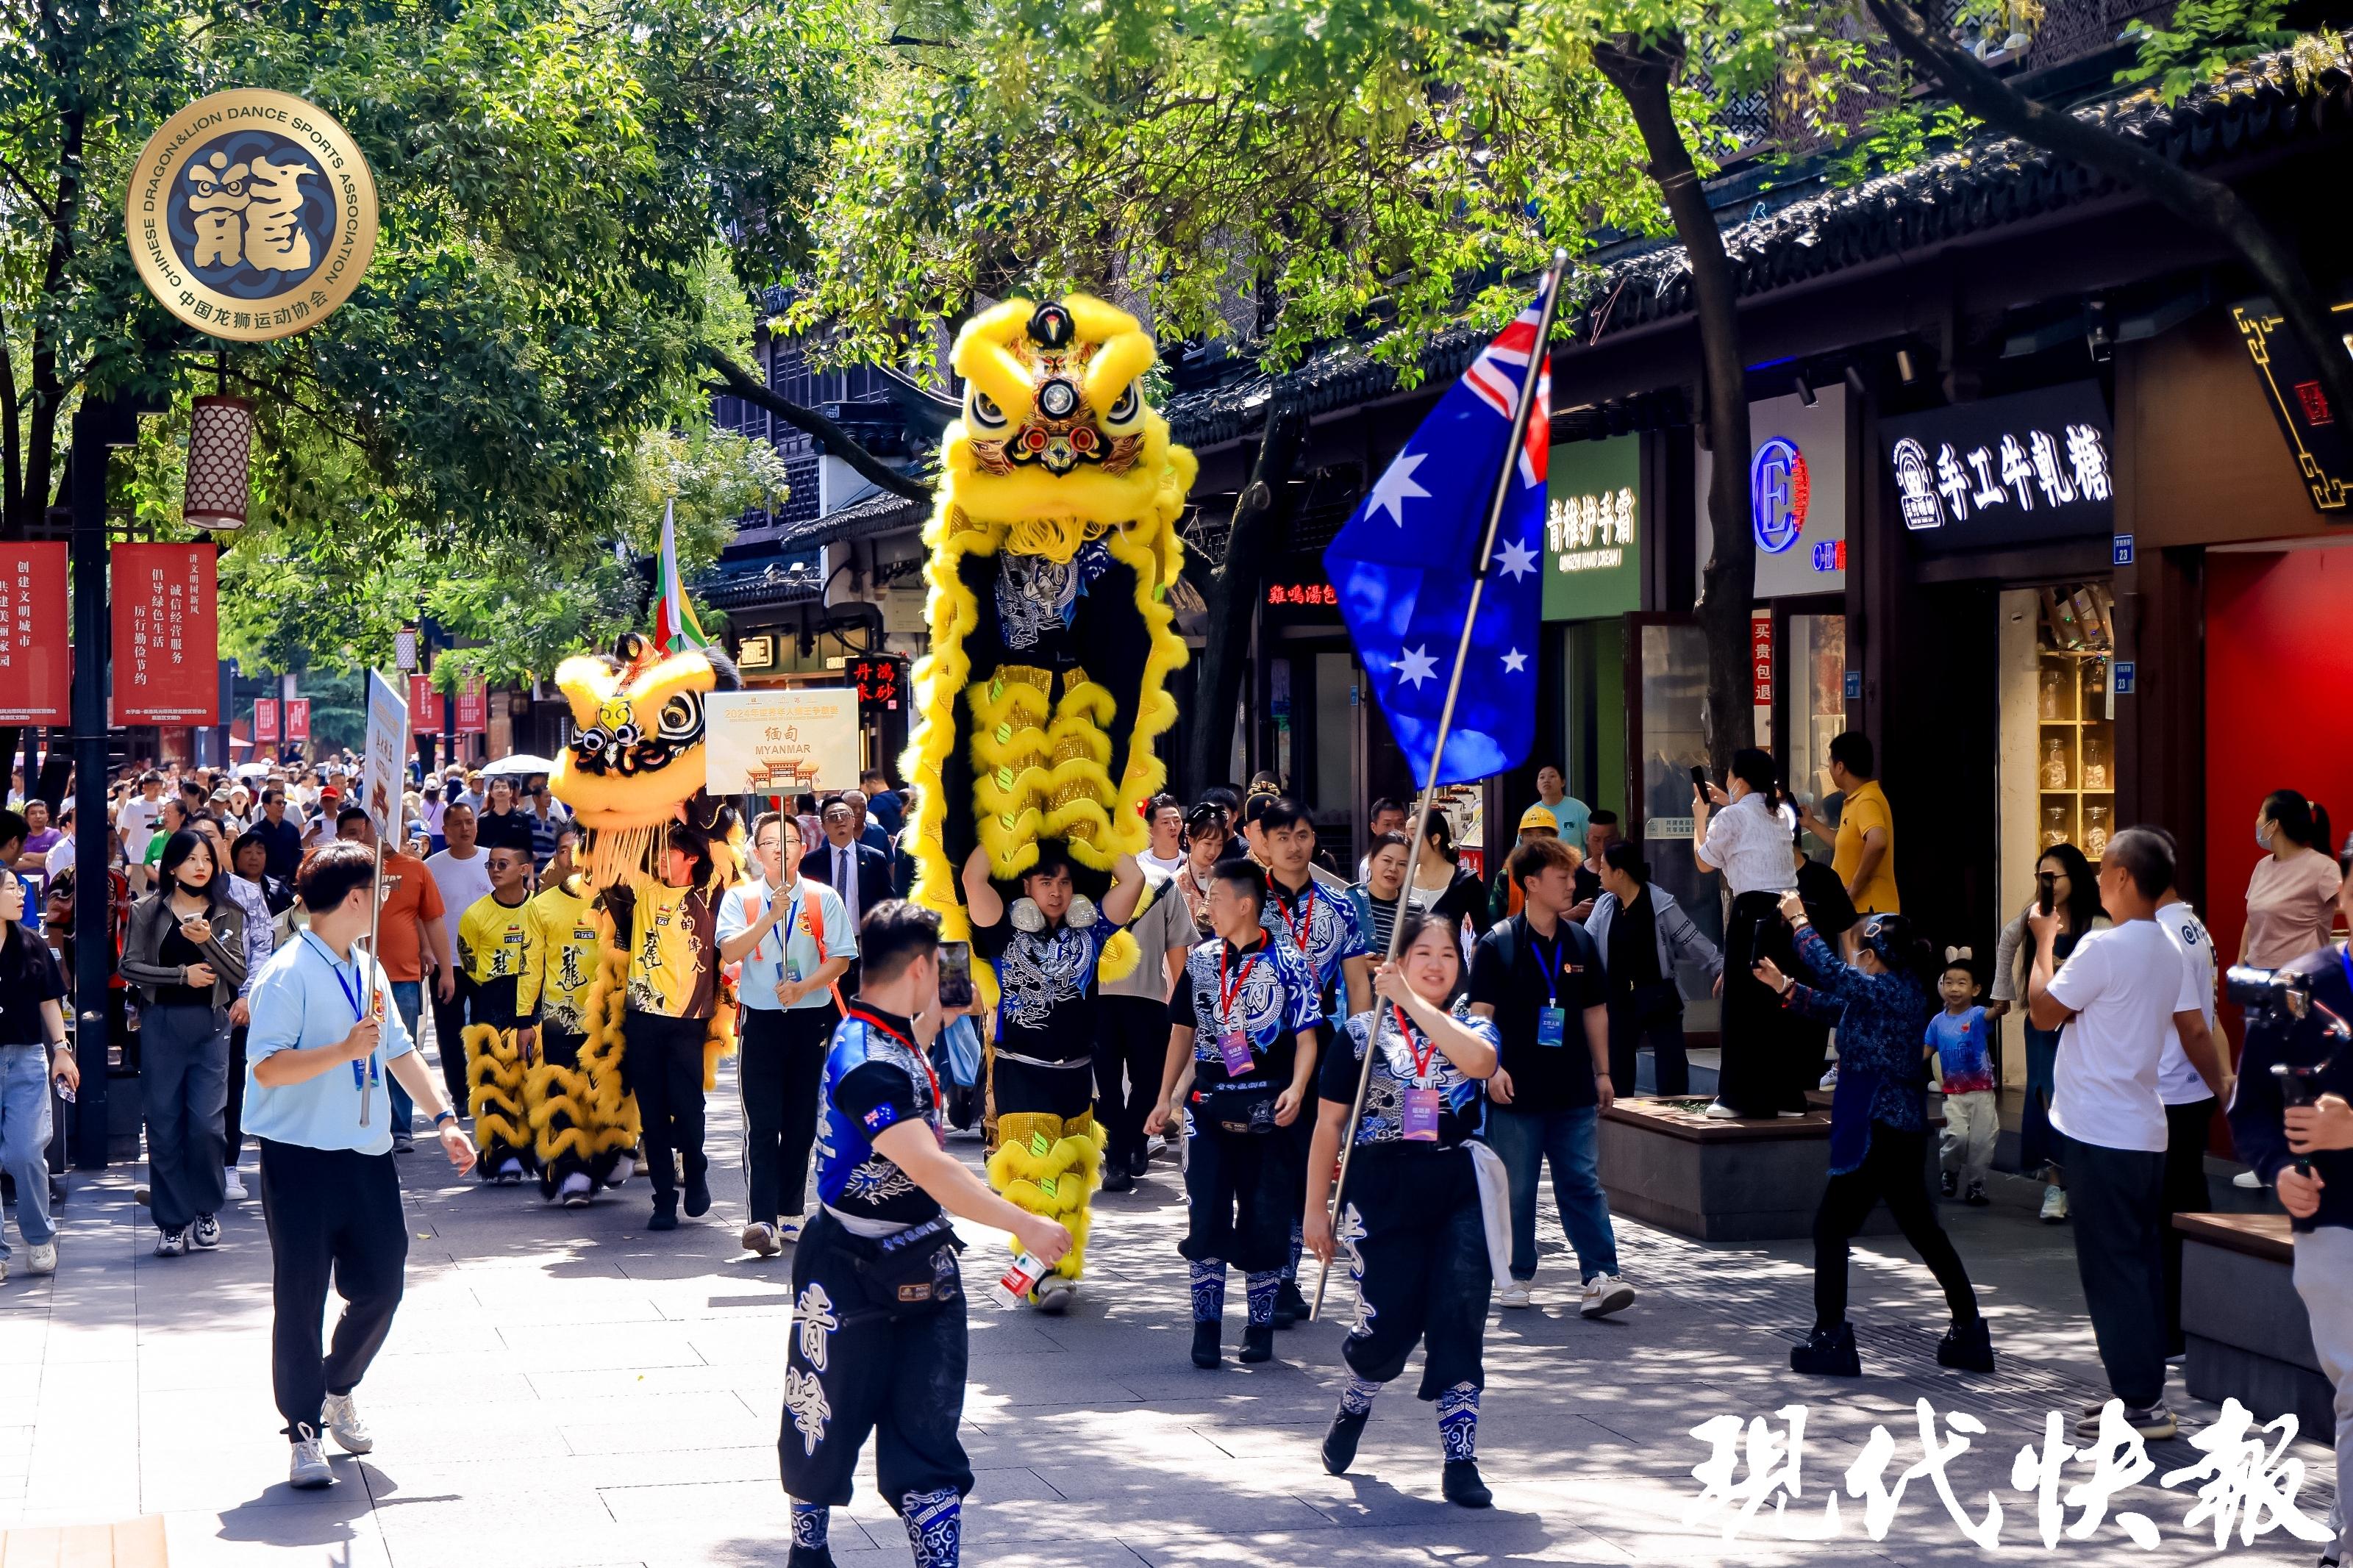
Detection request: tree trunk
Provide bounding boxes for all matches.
[703,346,933,504]
[1181,403,1304,798]
[1866,0,2353,438]
[1596,37,1757,776]
[15,24,85,541]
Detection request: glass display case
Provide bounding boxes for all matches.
[2000,582,2122,925]
[1628,615,1724,1034]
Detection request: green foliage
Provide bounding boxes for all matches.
[2118,1,2316,102]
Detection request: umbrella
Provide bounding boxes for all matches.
[480,753,557,778]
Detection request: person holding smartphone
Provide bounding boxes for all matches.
[718,812,854,1256]
[0,870,76,1281]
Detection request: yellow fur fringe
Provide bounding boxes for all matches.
[988,1110,1107,1282]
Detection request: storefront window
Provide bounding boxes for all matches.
[1785,612,1846,856]
[1635,620,1724,1032]
[1999,584,2121,923]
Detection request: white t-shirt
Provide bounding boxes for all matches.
[2154,901,2218,1106]
[2047,919,2204,1153]
[1700,792,1798,897]
[424,848,495,932]
[118,795,163,860]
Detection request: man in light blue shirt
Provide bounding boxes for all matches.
[243,842,476,1492]
[717,811,856,1256]
[1530,764,1591,849]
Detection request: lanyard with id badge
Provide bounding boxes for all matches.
[317,936,379,1127]
[1215,944,1265,1076]
[1392,1004,1444,1140]
[1532,928,1570,1049]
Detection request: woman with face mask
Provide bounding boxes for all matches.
[120,828,249,1256]
[1990,843,2107,1223]
[2242,790,2341,969]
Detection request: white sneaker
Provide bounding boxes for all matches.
[1581,1275,1638,1319]
[288,1425,335,1489]
[26,1242,56,1275]
[1034,1275,1076,1314]
[776,1214,806,1244]
[1702,1101,1741,1120]
[1818,1068,1840,1089]
[740,1222,781,1257]
[190,1213,222,1249]
[557,1172,594,1208]
[223,1168,249,1200]
[2232,1169,2265,1190]
[1497,1279,1534,1309]
[2040,1185,2069,1222]
[319,1392,374,1454]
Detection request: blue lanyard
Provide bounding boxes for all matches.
[304,932,378,1088]
[764,887,801,963]
[1531,927,1568,1008]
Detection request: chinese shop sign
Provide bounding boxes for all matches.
[0,544,68,723]
[1544,434,1642,622]
[2231,298,2353,515]
[849,658,902,715]
[111,544,218,724]
[1883,382,2115,554]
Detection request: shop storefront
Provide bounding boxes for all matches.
[1542,434,1642,824]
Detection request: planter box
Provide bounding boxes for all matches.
[2176,1211,2335,1437]
[1597,1098,1935,1242]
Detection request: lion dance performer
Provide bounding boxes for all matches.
[517,828,635,1206]
[901,295,1193,1311]
[546,631,745,1231]
[457,842,538,1184]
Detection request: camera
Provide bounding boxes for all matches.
[2225,964,2316,1026]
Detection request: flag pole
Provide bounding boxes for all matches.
[1311,249,1569,1322]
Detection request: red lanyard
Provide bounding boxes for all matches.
[846,1007,940,1113]
[1276,883,1317,953]
[1218,942,1265,1028]
[1391,1004,1438,1081]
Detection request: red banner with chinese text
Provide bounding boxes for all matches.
[410,674,444,735]
[112,544,218,724]
[254,699,279,744]
[0,543,68,723]
[285,698,310,743]
[457,676,486,734]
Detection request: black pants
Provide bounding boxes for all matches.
[740,1006,837,1226]
[259,1139,408,1439]
[224,1023,249,1163]
[1718,892,1809,1115]
[1093,995,1168,1173]
[2067,1139,2169,1408]
[1336,1148,1490,1397]
[778,1213,973,1509]
[624,1010,709,1206]
[1606,996,1688,1098]
[430,974,474,1112]
[2160,1097,2217,1357]
[142,1003,229,1232]
[1812,1125,1979,1330]
[1179,1107,1295,1274]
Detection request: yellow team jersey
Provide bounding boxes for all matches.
[460,894,535,985]
[610,881,718,1020]
[520,877,601,1037]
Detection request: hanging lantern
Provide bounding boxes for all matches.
[184,394,254,531]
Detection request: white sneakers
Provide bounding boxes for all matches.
[1581,1275,1638,1320]
[27,1242,56,1275]
[2232,1169,2265,1190]
[740,1222,782,1258]
[1034,1275,1076,1314]
[320,1392,374,1454]
[191,1214,222,1250]
[557,1172,595,1208]
[1497,1279,1534,1309]
[288,1425,335,1489]
[2040,1185,2070,1222]
[776,1214,806,1244]
[223,1167,248,1200]
[1702,1101,1741,1120]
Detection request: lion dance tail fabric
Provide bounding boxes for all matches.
[464,1023,536,1178]
[985,1110,1107,1284]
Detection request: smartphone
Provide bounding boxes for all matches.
[937,940,974,1011]
[1689,765,1709,794]
[2036,872,2057,916]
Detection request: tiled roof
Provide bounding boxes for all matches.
[697,490,929,611]
[1163,51,2351,450]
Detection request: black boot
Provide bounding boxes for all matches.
[1240,1322,1276,1364]
[1322,1408,1368,1475]
[1274,1278,1309,1328]
[785,1548,835,1568]
[1443,1459,1493,1508]
[1190,1320,1221,1370]
[683,1172,711,1218]
[1100,1166,1135,1195]
[647,1198,679,1232]
[1790,1322,1861,1376]
[1936,1316,1996,1373]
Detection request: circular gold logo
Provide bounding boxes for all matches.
[125,89,378,343]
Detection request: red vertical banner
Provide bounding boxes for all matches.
[253,698,279,745]
[0,543,69,723]
[1749,609,1776,707]
[410,674,443,734]
[112,543,218,723]
[456,675,486,734]
[285,698,310,743]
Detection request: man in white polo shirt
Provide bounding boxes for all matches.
[2028,826,2223,1443]
[243,842,477,1490]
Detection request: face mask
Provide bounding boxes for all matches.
[2257,820,2275,851]
[176,877,208,898]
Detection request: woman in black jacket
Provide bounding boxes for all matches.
[1406,812,1493,955]
[120,828,248,1257]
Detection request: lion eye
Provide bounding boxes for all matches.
[968,390,1007,429]
[613,722,643,748]
[656,694,701,741]
[1104,383,1139,426]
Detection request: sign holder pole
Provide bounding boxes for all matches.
[1310,251,1568,1322]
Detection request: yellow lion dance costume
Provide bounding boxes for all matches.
[901,296,1193,1306]
[546,632,745,1223]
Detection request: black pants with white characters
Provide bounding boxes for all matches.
[777,1212,974,1514]
[259,1139,408,1439]
[1180,1109,1294,1275]
[1335,1148,1491,1395]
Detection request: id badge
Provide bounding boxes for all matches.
[1400,1087,1442,1141]
[1536,1006,1568,1048]
[1218,1031,1255,1076]
[786,960,803,984]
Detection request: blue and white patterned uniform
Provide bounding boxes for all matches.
[1262,875,1368,1021]
[1325,1005,1496,1149]
[813,1006,941,1231]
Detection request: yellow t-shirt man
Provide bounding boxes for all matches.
[518,876,602,1039]
[1834,778,1899,914]
[459,892,537,1027]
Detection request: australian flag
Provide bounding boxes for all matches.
[1323,279,1551,787]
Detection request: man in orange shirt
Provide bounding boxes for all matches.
[335,806,455,1153]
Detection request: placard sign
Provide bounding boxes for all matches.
[112,543,218,723]
[253,698,279,744]
[362,670,408,842]
[1882,382,2115,554]
[456,675,486,734]
[285,698,310,743]
[409,673,444,735]
[0,543,68,723]
[703,689,861,795]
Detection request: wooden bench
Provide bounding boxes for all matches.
[2175,1211,2335,1436]
[1597,1098,1937,1242]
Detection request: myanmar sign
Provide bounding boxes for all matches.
[126,89,378,342]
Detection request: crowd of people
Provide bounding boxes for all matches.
[1,745,2349,1568]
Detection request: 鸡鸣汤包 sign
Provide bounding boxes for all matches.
[702,689,861,795]
[125,90,378,343]
[111,543,218,724]
[0,543,68,723]
[1696,384,1849,598]
[1882,382,2115,554]
[1544,434,1641,623]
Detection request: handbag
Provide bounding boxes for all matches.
[1196,1075,1280,1134]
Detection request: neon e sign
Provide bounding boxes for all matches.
[1751,436,1810,554]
